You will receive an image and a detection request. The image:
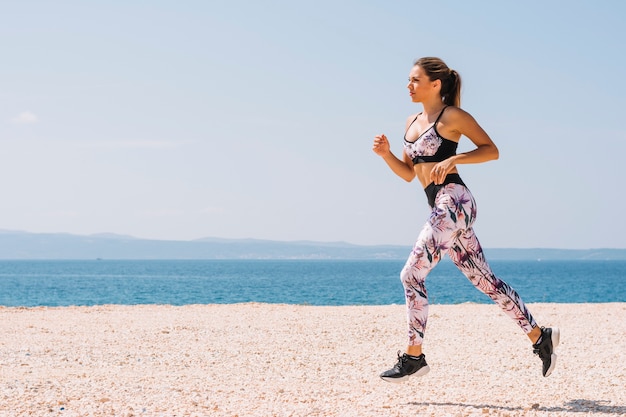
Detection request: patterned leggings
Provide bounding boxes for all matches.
[401,181,537,345]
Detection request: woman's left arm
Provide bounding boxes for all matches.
[450,107,499,163]
[430,107,499,184]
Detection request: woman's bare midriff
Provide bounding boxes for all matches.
[414,163,459,188]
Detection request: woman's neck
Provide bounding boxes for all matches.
[420,99,446,117]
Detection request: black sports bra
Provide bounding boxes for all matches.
[403,107,458,165]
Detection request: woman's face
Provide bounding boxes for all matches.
[407,65,438,103]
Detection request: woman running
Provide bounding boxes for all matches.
[372,57,559,382]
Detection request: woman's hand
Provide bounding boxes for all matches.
[373,134,390,157]
[430,159,456,185]
[372,134,416,182]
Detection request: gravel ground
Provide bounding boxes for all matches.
[0,303,624,416]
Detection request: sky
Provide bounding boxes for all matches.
[1,0,625,249]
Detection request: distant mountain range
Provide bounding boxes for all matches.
[0,230,624,260]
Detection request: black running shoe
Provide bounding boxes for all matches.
[533,327,560,377]
[380,351,430,383]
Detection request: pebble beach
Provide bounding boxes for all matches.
[1,303,624,417]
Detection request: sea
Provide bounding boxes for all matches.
[0,259,625,307]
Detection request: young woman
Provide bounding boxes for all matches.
[372,57,559,382]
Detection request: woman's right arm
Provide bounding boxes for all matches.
[372,134,415,182]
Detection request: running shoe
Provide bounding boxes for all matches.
[380,351,430,383]
[533,327,560,377]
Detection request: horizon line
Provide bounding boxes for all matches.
[0,229,624,251]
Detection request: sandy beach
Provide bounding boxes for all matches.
[1,303,624,417]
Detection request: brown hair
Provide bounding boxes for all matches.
[414,57,461,107]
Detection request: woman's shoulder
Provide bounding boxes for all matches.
[440,106,484,138]
[405,112,420,126]
[442,105,466,117]
[441,106,475,123]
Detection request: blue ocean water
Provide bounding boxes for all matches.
[0,259,624,307]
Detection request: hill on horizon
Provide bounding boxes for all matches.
[0,230,624,260]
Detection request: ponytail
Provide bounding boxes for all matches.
[442,69,461,107]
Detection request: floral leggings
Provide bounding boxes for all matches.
[401,180,537,345]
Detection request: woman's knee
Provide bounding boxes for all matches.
[400,258,430,288]
[400,265,413,287]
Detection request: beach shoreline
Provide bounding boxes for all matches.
[1,303,624,416]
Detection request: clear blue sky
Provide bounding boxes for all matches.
[1,1,625,248]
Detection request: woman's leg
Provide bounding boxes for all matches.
[447,226,560,377]
[385,182,558,380]
[400,225,440,352]
[400,183,477,349]
[380,183,476,382]
[447,227,537,334]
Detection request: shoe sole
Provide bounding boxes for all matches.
[551,327,560,349]
[380,365,430,383]
[544,327,560,377]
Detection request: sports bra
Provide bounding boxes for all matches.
[403,106,458,165]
